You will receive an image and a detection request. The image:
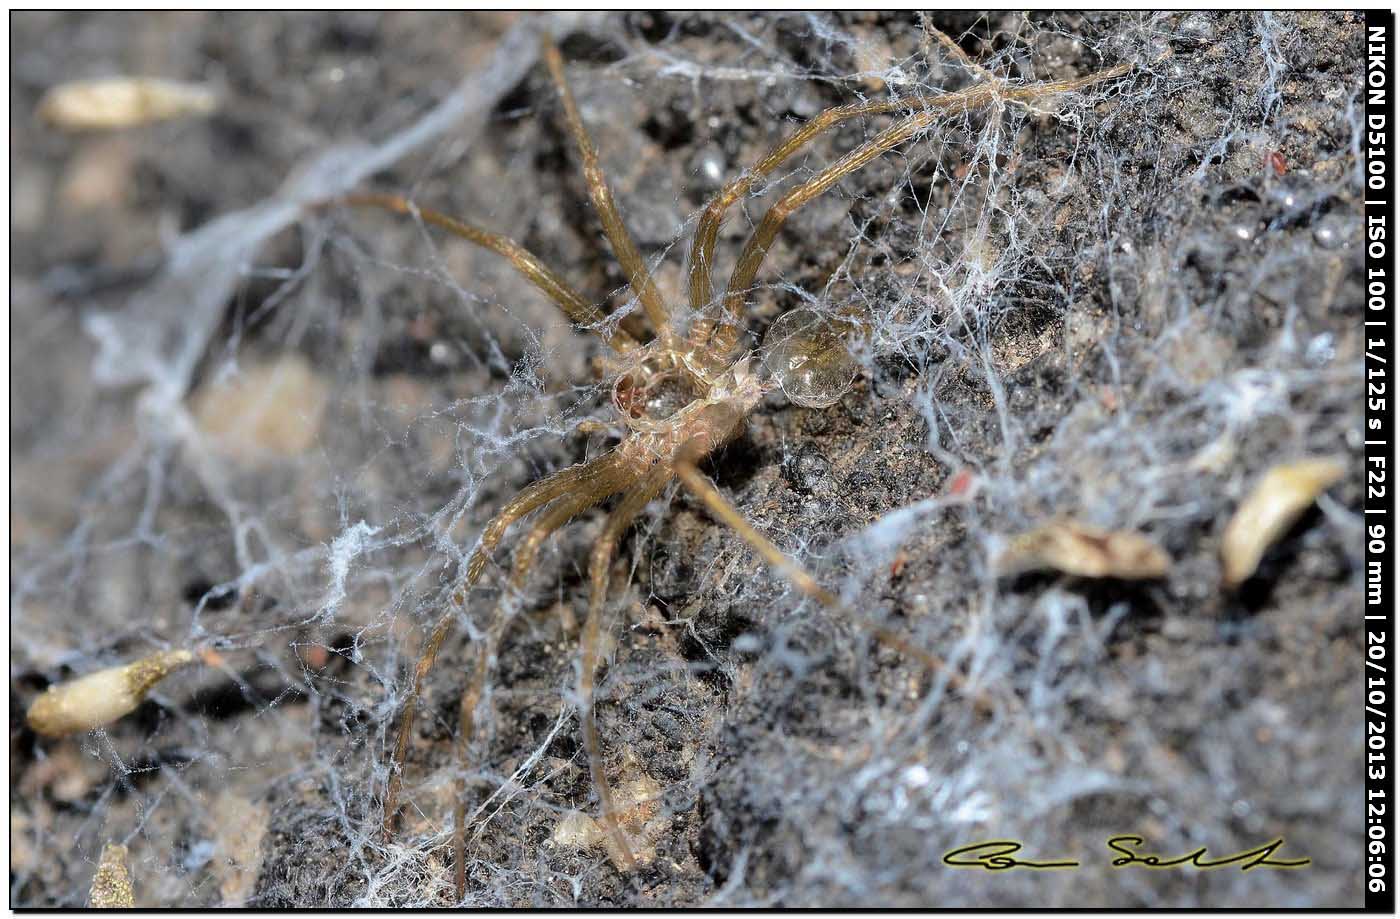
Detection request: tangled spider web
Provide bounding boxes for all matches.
[12,11,1365,907]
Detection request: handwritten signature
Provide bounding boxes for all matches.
[943,836,1310,872]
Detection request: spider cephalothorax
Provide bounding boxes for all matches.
[610,343,756,433]
[322,27,1135,899]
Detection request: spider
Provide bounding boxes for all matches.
[319,29,1134,899]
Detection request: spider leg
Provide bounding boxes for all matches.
[923,21,998,84]
[675,455,836,606]
[540,37,673,345]
[323,192,639,354]
[460,451,629,592]
[578,463,674,871]
[674,455,1001,717]
[451,468,634,899]
[688,97,932,330]
[383,452,627,837]
[698,60,1132,357]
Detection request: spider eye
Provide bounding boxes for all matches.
[759,308,859,408]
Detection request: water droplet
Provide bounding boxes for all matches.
[689,145,726,191]
[1313,219,1344,249]
[759,308,859,409]
[429,341,455,366]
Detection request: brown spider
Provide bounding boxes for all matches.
[321,31,1134,898]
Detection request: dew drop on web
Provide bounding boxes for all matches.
[759,308,859,408]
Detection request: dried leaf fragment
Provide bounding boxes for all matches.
[548,752,663,868]
[549,810,606,850]
[38,77,218,130]
[996,519,1171,580]
[26,649,195,738]
[1221,457,1346,588]
[88,843,134,908]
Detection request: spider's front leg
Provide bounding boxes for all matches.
[541,37,673,347]
[694,57,1135,358]
[317,193,639,354]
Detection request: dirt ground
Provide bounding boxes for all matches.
[11,11,1366,907]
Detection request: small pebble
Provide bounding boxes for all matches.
[428,341,456,367]
[783,447,831,495]
[1176,12,1217,47]
[1313,221,1343,249]
[1305,333,1335,366]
